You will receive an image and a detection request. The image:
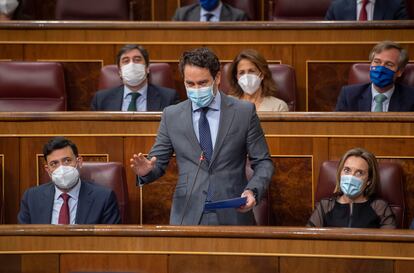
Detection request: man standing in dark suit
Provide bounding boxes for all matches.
[336,41,414,112]
[172,0,248,21]
[130,48,273,225]
[18,137,121,224]
[91,44,179,111]
[325,0,408,20]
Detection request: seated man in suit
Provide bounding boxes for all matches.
[336,41,414,112]
[18,137,121,224]
[172,0,248,21]
[91,44,179,111]
[325,0,408,20]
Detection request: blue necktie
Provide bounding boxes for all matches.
[199,107,213,162]
[199,107,214,204]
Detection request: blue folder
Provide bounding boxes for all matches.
[204,197,247,210]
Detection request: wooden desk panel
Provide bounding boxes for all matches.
[0,21,414,111]
[0,225,413,273]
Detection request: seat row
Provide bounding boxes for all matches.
[48,160,404,227]
[1,61,414,112]
[52,0,414,21]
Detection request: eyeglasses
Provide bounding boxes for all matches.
[47,157,76,170]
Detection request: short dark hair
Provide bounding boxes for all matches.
[43,137,79,161]
[178,47,221,79]
[116,44,149,67]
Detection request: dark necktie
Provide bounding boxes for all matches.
[58,193,70,224]
[205,13,214,22]
[198,107,213,162]
[359,0,368,21]
[127,92,140,111]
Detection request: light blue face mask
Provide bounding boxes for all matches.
[340,175,364,198]
[186,82,215,108]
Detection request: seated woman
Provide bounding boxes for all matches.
[227,49,288,111]
[307,147,396,228]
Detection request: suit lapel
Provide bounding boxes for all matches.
[75,181,94,224]
[147,84,161,111]
[359,85,372,111]
[109,86,124,110]
[182,100,203,155]
[219,3,230,21]
[388,85,401,111]
[373,0,385,20]
[209,93,235,167]
[346,0,357,20]
[40,183,55,224]
[189,5,201,21]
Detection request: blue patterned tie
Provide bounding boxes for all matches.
[199,107,214,203]
[199,107,213,162]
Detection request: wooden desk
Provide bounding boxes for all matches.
[0,21,413,111]
[0,112,414,227]
[0,225,413,273]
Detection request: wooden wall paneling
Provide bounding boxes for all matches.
[153,0,178,21]
[308,62,356,112]
[0,254,21,273]
[294,43,374,111]
[124,136,159,224]
[0,138,19,224]
[21,254,59,273]
[132,0,153,20]
[269,156,313,226]
[60,61,103,111]
[141,158,177,225]
[169,255,279,273]
[0,45,24,60]
[60,254,168,273]
[280,257,394,273]
[395,261,414,273]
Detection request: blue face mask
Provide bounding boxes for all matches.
[199,0,219,11]
[370,65,395,88]
[340,175,364,198]
[186,83,214,108]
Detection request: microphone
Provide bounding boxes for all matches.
[180,151,205,225]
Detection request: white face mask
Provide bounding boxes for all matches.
[0,0,18,16]
[121,63,147,87]
[51,165,80,190]
[238,74,262,95]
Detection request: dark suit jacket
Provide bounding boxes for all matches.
[335,83,414,111]
[140,93,274,225]
[325,0,408,20]
[18,181,121,224]
[90,84,180,111]
[172,3,249,21]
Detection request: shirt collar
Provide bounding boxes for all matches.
[357,0,375,4]
[371,83,395,101]
[123,83,148,99]
[192,90,221,112]
[54,178,81,201]
[200,1,222,19]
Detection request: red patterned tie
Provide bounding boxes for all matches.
[58,193,70,224]
[359,0,368,21]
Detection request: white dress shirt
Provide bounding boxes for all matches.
[200,1,223,22]
[371,84,394,112]
[357,0,376,20]
[122,84,148,111]
[51,180,81,225]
